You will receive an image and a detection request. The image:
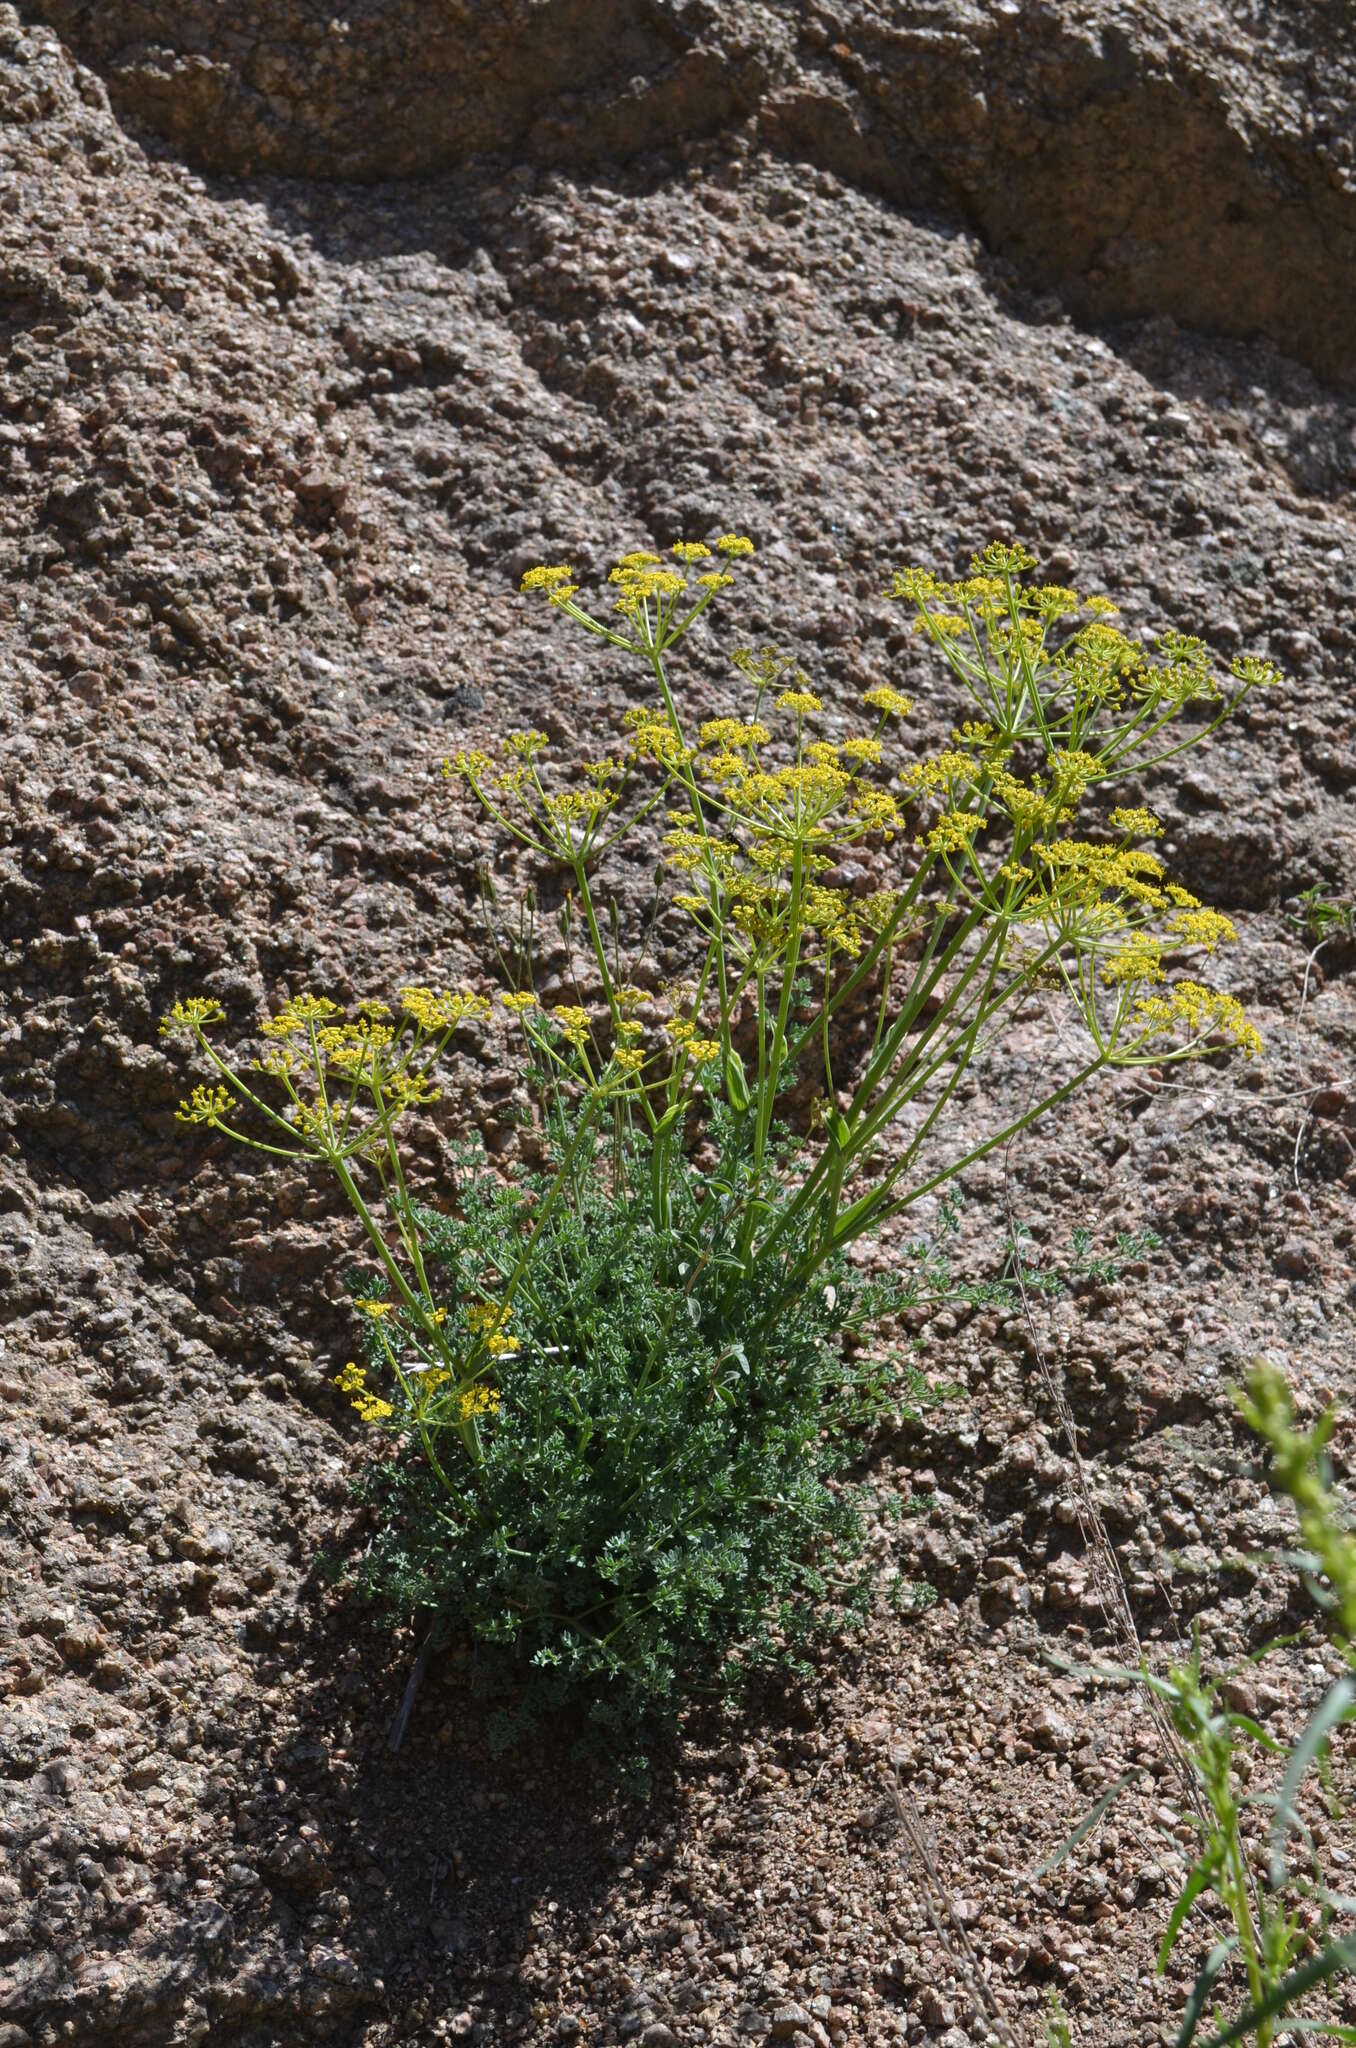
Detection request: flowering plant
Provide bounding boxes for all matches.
[450,538,1269,1308]
[161,533,1277,1755]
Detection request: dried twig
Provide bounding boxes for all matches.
[387,1636,431,1752]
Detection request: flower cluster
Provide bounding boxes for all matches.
[516,534,756,659]
[1133,981,1262,1058]
[159,985,502,1175]
[890,547,1281,752]
[335,1359,394,1423]
[175,1082,235,1128]
[465,1301,520,1358]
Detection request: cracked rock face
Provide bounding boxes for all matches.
[15,0,1356,382]
[2,2,1355,2045]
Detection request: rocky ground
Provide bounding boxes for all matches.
[1,3,1355,2044]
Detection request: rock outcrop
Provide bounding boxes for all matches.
[16,0,1356,381]
[3,3,1355,2043]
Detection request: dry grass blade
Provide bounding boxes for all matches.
[889,1773,1022,2048]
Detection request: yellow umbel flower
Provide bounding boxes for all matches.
[317,1019,394,1064]
[1110,806,1163,840]
[349,1390,393,1421]
[261,993,343,1039]
[544,788,614,826]
[1102,936,1165,987]
[500,991,537,1014]
[610,562,686,611]
[1134,982,1262,1057]
[623,709,691,768]
[971,540,1038,577]
[1023,585,1080,618]
[777,688,822,715]
[550,1004,591,1050]
[355,1297,397,1319]
[890,566,944,604]
[159,996,225,1037]
[861,888,903,932]
[447,747,493,784]
[671,541,711,562]
[252,1046,296,1079]
[849,787,901,833]
[399,986,493,1034]
[333,1361,393,1422]
[901,750,978,798]
[1047,749,1103,803]
[386,1070,442,1112]
[1230,654,1283,691]
[1166,907,1238,952]
[864,685,912,718]
[459,1384,502,1420]
[716,534,754,556]
[923,811,986,855]
[668,1018,722,1062]
[520,563,575,592]
[699,718,769,750]
[175,1083,235,1127]
[840,735,883,766]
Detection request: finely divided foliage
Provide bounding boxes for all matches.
[163,537,1285,1784]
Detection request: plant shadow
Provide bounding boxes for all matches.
[234,1592,679,2043]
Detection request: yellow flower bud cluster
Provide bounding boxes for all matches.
[1165,907,1237,952]
[891,542,1282,744]
[465,1302,520,1356]
[261,992,343,1039]
[922,810,986,856]
[160,996,225,1037]
[515,535,755,655]
[175,1082,235,1127]
[667,1018,723,1063]
[863,685,912,718]
[398,986,493,1034]
[1109,806,1163,840]
[334,1360,393,1423]
[551,1005,592,1050]
[1134,982,1262,1057]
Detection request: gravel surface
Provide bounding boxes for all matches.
[1,5,1354,2044]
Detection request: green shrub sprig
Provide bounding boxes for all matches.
[1047,1365,1356,2046]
